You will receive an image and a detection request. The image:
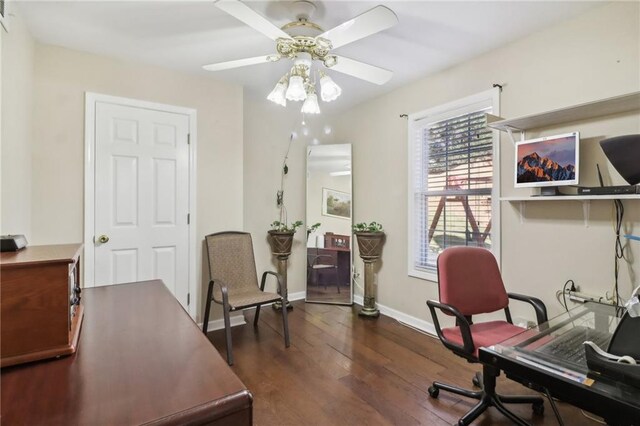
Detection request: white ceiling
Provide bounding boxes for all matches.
[18,1,604,113]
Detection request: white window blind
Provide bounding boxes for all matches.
[409,94,498,279]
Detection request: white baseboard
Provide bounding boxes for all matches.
[200,314,247,332]
[200,291,307,332]
[288,291,306,301]
[354,295,437,337]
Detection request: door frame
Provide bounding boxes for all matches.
[84,92,198,318]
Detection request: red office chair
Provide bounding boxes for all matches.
[427,247,548,426]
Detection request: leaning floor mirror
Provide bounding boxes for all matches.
[306,144,353,305]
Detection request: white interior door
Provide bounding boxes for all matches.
[93,101,190,308]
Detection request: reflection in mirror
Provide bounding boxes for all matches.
[306,144,352,305]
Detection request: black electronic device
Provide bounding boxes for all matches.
[599,134,640,185]
[577,185,640,195]
[585,313,640,389]
[0,234,28,252]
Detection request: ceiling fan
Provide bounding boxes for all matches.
[203,0,398,112]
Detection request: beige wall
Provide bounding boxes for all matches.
[243,100,340,296]
[1,14,244,321]
[330,1,640,324]
[243,2,640,327]
[1,15,35,237]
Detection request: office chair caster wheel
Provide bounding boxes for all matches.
[472,372,482,388]
[428,386,439,398]
[532,402,544,415]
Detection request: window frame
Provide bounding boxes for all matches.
[407,89,501,282]
[0,0,10,32]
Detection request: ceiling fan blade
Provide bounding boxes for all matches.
[203,55,276,71]
[318,5,398,49]
[215,0,292,41]
[330,56,393,85]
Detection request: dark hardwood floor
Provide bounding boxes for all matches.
[207,301,596,425]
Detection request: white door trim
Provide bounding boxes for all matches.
[84,92,198,319]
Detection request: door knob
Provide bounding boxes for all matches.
[97,235,110,244]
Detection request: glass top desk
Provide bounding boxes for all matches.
[479,302,640,425]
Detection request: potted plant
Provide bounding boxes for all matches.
[268,220,303,256]
[353,222,385,260]
[353,222,385,317]
[267,220,302,311]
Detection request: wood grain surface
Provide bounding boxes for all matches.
[208,301,590,426]
[1,280,252,425]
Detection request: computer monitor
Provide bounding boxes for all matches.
[515,132,579,191]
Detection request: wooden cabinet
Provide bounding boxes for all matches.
[324,233,350,250]
[1,244,84,367]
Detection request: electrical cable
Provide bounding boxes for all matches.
[542,387,564,426]
[561,279,574,313]
[612,200,626,316]
[581,410,606,424]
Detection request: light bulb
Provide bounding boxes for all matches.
[320,73,342,102]
[267,76,288,107]
[301,93,320,114]
[286,75,307,101]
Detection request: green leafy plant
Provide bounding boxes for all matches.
[307,222,321,233]
[353,222,383,233]
[270,220,304,233]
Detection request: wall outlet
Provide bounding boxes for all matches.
[568,290,615,306]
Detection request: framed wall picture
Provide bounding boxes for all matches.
[322,188,351,219]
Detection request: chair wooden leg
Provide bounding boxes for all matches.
[281,297,290,348]
[202,281,214,334]
[254,305,261,327]
[223,304,233,366]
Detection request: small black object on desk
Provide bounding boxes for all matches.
[0,235,28,252]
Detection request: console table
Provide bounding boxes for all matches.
[1,280,253,425]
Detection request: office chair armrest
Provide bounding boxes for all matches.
[261,271,285,296]
[426,300,475,355]
[507,292,548,325]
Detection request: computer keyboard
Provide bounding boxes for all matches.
[538,326,612,367]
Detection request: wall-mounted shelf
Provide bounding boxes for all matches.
[501,194,640,226]
[486,91,640,143]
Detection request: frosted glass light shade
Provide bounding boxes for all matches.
[301,93,320,114]
[286,76,307,101]
[320,74,342,102]
[267,81,287,107]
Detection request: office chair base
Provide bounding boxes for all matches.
[428,366,543,426]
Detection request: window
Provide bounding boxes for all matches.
[408,90,500,281]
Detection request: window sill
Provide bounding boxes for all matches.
[408,269,438,283]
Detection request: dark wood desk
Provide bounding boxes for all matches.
[1,280,252,425]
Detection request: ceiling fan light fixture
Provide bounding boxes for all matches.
[301,85,320,114]
[323,55,337,68]
[267,75,288,107]
[319,71,341,102]
[286,75,307,101]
